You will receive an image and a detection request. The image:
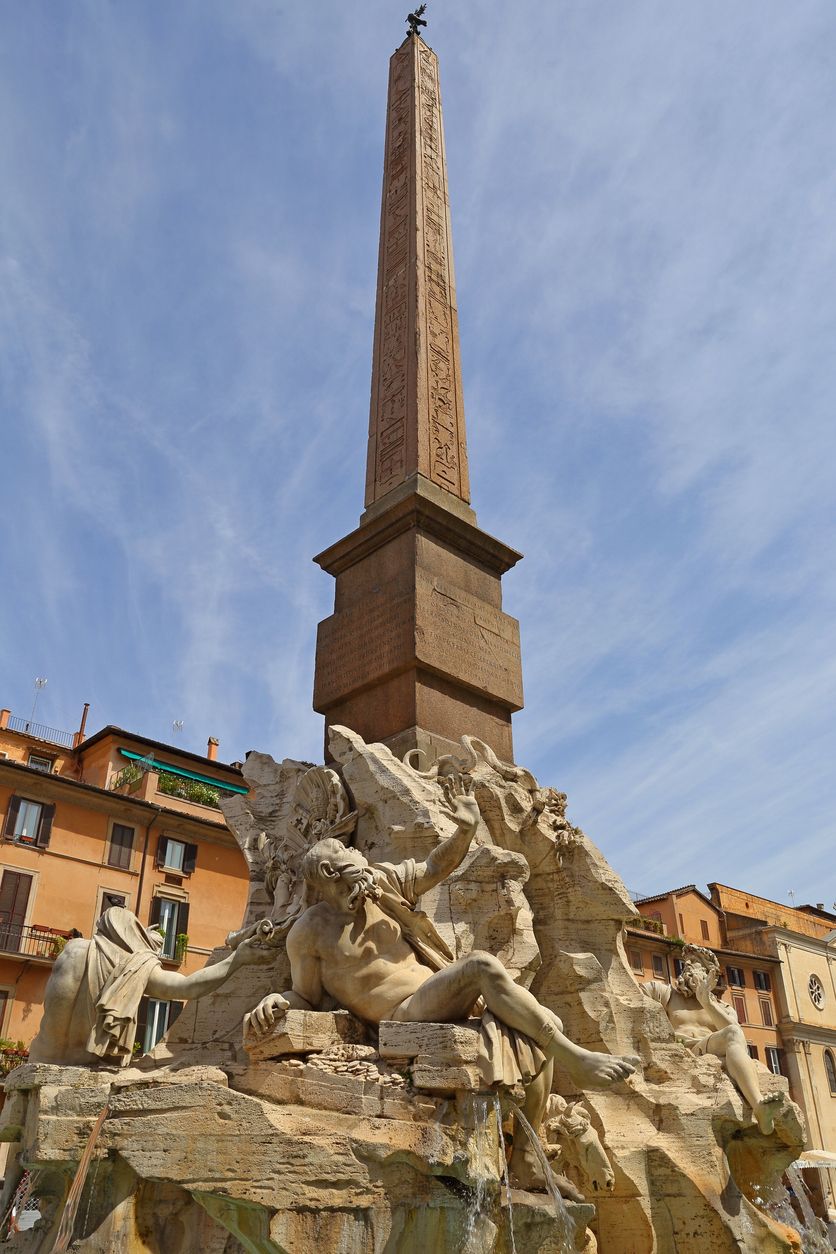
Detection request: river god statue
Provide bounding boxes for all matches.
[246,776,638,1188]
[30,906,275,1066]
[643,943,783,1134]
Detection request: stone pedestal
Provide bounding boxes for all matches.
[314,482,523,763]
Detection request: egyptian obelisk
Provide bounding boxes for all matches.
[313,24,523,764]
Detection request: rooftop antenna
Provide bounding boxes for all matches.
[171,719,184,738]
[29,677,47,725]
[788,890,796,908]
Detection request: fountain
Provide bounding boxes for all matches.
[0,15,827,1254]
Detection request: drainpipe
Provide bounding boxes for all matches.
[135,813,160,924]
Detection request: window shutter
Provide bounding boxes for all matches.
[135,996,149,1056]
[155,836,169,868]
[168,1000,184,1030]
[182,843,197,875]
[148,897,162,928]
[3,797,21,837]
[36,804,55,848]
[177,901,190,937]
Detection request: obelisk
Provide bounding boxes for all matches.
[313,26,523,764]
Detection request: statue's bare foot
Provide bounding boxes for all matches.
[561,1045,639,1089]
[755,1092,784,1136]
[510,1145,584,1202]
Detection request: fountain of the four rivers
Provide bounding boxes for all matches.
[0,16,826,1254]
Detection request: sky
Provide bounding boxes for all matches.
[2,1,835,907]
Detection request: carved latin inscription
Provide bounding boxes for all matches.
[313,589,415,710]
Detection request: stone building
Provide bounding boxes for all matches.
[0,703,248,1058]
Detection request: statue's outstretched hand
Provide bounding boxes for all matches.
[439,773,480,831]
[245,992,290,1036]
[235,940,279,969]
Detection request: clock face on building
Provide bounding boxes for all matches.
[808,974,825,1011]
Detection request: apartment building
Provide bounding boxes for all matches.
[0,703,249,1062]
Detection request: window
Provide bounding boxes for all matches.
[138,998,183,1055]
[149,896,190,961]
[759,999,774,1028]
[700,919,710,941]
[650,911,662,922]
[674,958,685,977]
[824,1050,836,1096]
[678,913,684,934]
[629,949,643,973]
[765,1047,784,1076]
[107,823,135,870]
[754,970,771,993]
[732,993,747,1023]
[27,754,53,773]
[0,871,33,952]
[652,954,666,978]
[3,797,54,847]
[748,1043,759,1060]
[155,836,196,876]
[726,966,745,988]
[99,891,127,917]
[809,975,826,1011]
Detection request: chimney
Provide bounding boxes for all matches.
[72,702,91,749]
[207,737,219,762]
[817,903,825,912]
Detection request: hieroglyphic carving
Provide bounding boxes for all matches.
[366,37,470,507]
[416,46,462,495]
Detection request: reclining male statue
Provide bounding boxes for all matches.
[30,906,273,1067]
[642,944,783,1134]
[246,777,637,1190]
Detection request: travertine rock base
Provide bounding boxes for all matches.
[2,728,809,1252]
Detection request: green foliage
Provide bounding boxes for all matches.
[110,762,143,791]
[157,772,221,809]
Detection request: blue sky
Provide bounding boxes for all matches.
[2,2,835,906]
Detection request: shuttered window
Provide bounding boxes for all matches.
[108,823,135,870]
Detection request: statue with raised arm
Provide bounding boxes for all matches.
[29,907,275,1067]
[642,944,782,1134]
[246,776,637,1190]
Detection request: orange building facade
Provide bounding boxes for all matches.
[0,704,249,1062]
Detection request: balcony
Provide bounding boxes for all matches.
[0,924,70,962]
[5,715,75,750]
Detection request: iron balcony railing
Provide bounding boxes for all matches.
[7,716,75,749]
[0,923,69,960]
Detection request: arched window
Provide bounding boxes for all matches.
[824,1049,836,1096]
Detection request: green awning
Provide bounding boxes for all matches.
[118,749,248,794]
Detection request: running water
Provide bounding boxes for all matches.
[761,1166,835,1254]
[461,1096,493,1253]
[493,1095,517,1254]
[52,1104,109,1254]
[513,1105,576,1251]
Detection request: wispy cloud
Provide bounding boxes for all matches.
[1,1,834,904]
